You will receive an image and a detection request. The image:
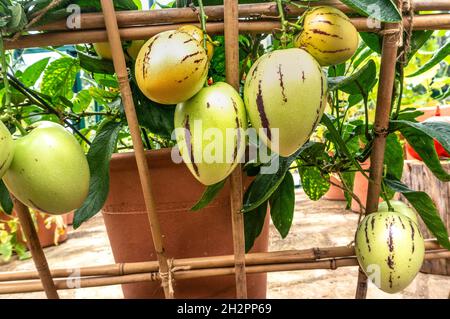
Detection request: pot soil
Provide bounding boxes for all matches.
[102,148,269,299]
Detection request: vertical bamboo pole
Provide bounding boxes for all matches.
[355,4,402,299]
[224,0,248,299]
[99,0,172,299]
[13,199,59,299]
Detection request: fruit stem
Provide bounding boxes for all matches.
[381,180,393,211]
[197,0,208,52]
[276,0,288,48]
[12,118,27,136]
[0,34,12,115]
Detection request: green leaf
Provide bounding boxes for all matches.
[20,57,50,87]
[0,180,13,215]
[383,134,404,199]
[407,41,450,77]
[341,172,356,208]
[6,3,27,32]
[359,32,382,54]
[384,178,450,250]
[339,0,402,22]
[73,120,121,229]
[78,51,115,75]
[328,60,377,95]
[299,166,330,201]
[390,120,450,181]
[244,200,268,253]
[72,89,92,113]
[41,57,80,100]
[407,31,434,62]
[321,114,367,177]
[269,171,295,238]
[243,147,303,213]
[191,180,226,211]
[131,81,175,139]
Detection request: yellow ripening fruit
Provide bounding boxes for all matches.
[378,200,419,225]
[174,82,247,185]
[295,6,359,66]
[3,122,90,215]
[243,48,327,157]
[355,211,425,294]
[0,121,14,179]
[93,40,145,61]
[135,30,209,105]
[178,25,215,61]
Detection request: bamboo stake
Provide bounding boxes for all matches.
[0,249,447,295]
[6,14,450,50]
[224,0,248,299]
[0,240,444,283]
[355,0,403,299]
[31,1,450,32]
[13,199,59,299]
[99,0,172,299]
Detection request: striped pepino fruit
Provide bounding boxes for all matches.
[0,121,14,179]
[135,30,208,105]
[295,6,359,66]
[378,200,419,224]
[174,82,247,185]
[355,211,425,294]
[243,48,327,157]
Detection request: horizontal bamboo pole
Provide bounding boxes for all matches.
[33,1,450,32]
[0,249,447,295]
[6,14,450,50]
[0,240,444,283]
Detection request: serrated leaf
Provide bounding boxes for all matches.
[72,89,92,113]
[299,166,330,201]
[74,120,121,228]
[269,171,295,238]
[191,180,226,211]
[244,200,268,253]
[384,178,450,250]
[41,57,80,100]
[20,57,50,87]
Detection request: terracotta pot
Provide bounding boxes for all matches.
[415,105,450,122]
[102,148,269,299]
[34,213,68,248]
[351,161,372,212]
[323,175,345,201]
[64,211,74,226]
[0,210,67,250]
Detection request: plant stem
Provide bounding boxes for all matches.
[393,64,404,119]
[276,0,288,48]
[0,35,11,114]
[12,118,27,136]
[197,0,208,51]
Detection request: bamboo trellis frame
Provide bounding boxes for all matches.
[1,0,449,299]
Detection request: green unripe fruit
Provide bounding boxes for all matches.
[243,48,327,157]
[355,211,425,294]
[0,121,14,179]
[378,200,419,224]
[3,122,90,215]
[174,82,247,186]
[295,6,359,66]
[135,30,208,105]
